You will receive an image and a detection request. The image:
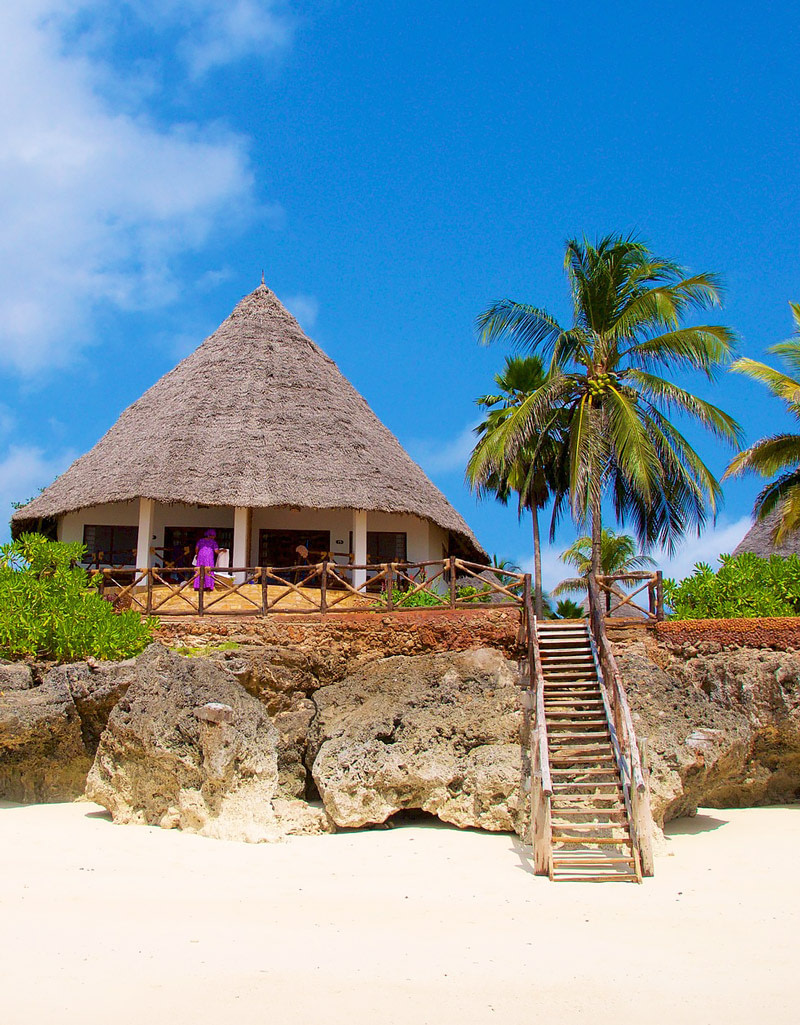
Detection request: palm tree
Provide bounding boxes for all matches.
[467,355,566,617]
[475,233,742,581]
[553,528,655,612]
[723,303,800,543]
[553,598,585,620]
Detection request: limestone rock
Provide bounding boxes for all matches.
[617,640,800,824]
[0,661,35,691]
[0,669,90,802]
[309,648,522,830]
[54,658,138,752]
[86,644,284,842]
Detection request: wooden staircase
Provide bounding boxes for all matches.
[536,620,641,882]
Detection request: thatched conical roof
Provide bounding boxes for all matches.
[733,511,800,559]
[13,285,484,559]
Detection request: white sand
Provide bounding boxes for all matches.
[1,803,798,1025]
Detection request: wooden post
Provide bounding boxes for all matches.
[320,561,328,615]
[145,568,153,615]
[197,566,205,616]
[449,556,457,608]
[656,570,664,621]
[261,568,269,615]
[384,564,393,611]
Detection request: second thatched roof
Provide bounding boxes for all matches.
[13,284,484,559]
[733,510,800,559]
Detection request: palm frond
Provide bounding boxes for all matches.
[723,434,800,480]
[476,300,565,354]
[625,369,743,445]
[626,325,736,378]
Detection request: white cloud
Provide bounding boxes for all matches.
[282,293,319,331]
[0,406,15,439]
[407,423,478,477]
[0,445,76,540]
[653,516,752,582]
[163,0,294,78]
[0,2,292,374]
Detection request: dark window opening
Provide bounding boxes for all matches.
[367,531,408,563]
[163,527,234,567]
[259,529,331,569]
[82,525,138,567]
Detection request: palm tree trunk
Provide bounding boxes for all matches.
[590,482,604,613]
[532,505,544,618]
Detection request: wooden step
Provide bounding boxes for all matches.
[553,835,632,843]
[552,808,626,818]
[549,731,610,739]
[550,767,618,776]
[551,874,640,883]
[552,856,636,867]
[553,754,615,762]
[544,697,604,704]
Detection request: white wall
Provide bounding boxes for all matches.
[59,501,138,542]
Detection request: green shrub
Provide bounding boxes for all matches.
[388,585,446,608]
[664,552,800,619]
[0,533,157,661]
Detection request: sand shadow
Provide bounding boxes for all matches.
[665,812,728,836]
[83,808,113,821]
[509,835,535,875]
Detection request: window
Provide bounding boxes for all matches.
[82,525,138,566]
[163,527,234,567]
[259,529,331,567]
[368,531,407,563]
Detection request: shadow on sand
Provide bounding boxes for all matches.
[665,812,729,836]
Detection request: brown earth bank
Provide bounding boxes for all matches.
[3,614,800,839]
[656,616,800,650]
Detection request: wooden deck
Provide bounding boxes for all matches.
[121,581,378,616]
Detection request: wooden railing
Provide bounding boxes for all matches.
[587,574,655,875]
[522,586,553,877]
[595,571,664,622]
[91,557,527,617]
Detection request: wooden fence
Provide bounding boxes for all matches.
[92,557,528,617]
[596,571,664,622]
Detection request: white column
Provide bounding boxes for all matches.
[232,506,251,584]
[352,509,367,590]
[136,497,155,572]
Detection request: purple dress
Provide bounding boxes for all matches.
[193,536,219,591]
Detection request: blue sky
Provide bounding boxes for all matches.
[1,1,798,588]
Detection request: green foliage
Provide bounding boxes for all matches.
[553,599,585,620]
[388,585,445,608]
[664,552,800,619]
[172,641,241,658]
[725,302,800,543]
[0,534,157,662]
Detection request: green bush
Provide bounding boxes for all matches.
[388,585,446,608]
[664,552,800,619]
[0,533,157,661]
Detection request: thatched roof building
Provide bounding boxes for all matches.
[733,511,800,559]
[13,285,484,572]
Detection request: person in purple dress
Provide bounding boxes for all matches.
[193,529,219,591]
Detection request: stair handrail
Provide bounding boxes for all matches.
[587,573,655,876]
[524,590,552,876]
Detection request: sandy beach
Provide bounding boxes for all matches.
[1,802,797,1025]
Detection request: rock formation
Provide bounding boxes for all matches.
[85,645,329,840]
[308,648,522,830]
[4,615,800,842]
[618,639,800,824]
[0,662,90,802]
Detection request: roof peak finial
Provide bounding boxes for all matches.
[261,269,265,286]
